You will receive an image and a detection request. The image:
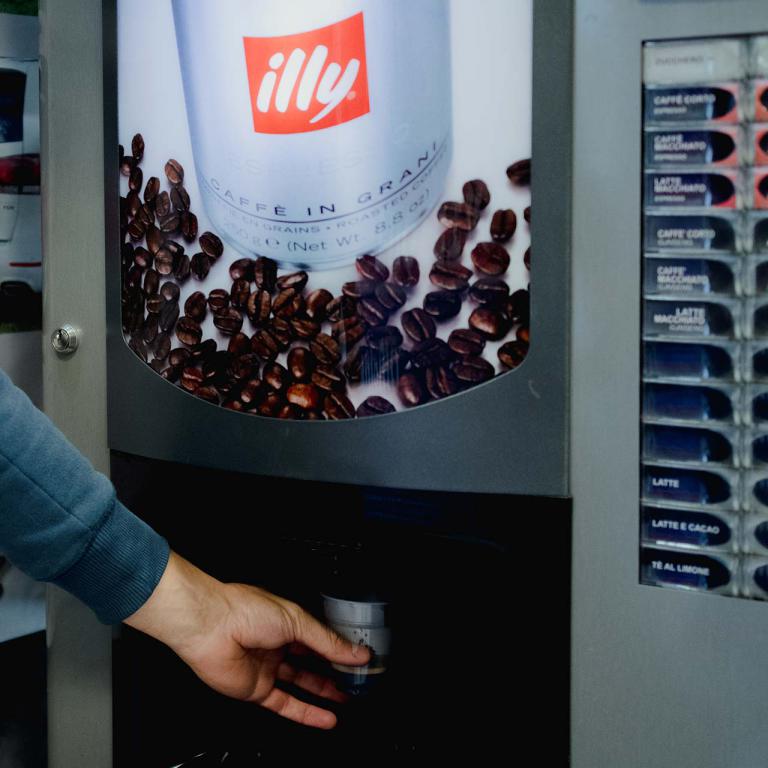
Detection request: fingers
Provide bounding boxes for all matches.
[290,610,371,667]
[277,661,347,703]
[257,686,338,730]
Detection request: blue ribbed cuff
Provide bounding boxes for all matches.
[53,499,170,625]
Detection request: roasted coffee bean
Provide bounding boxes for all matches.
[356,254,389,282]
[136,203,154,228]
[273,288,303,318]
[263,362,289,391]
[250,328,279,359]
[164,239,185,258]
[230,278,251,309]
[397,373,426,408]
[190,252,211,280]
[173,253,191,281]
[181,366,204,392]
[375,282,406,310]
[448,328,486,356]
[165,158,184,186]
[257,391,284,417]
[357,396,396,418]
[180,211,198,242]
[190,338,217,363]
[126,190,142,217]
[121,242,135,268]
[159,300,180,333]
[143,224,161,255]
[199,231,223,259]
[524,247,530,270]
[392,255,420,286]
[176,316,202,346]
[195,386,220,404]
[207,288,229,313]
[411,338,455,369]
[452,355,495,384]
[239,377,265,407]
[120,154,136,177]
[425,365,461,399]
[462,179,490,210]
[367,325,403,351]
[202,351,232,384]
[524,205,531,223]
[507,288,530,325]
[310,333,341,365]
[303,288,332,321]
[288,347,316,381]
[223,399,245,412]
[118,144,125,164]
[159,212,181,234]
[311,365,346,393]
[429,261,472,291]
[142,314,159,345]
[282,382,318,410]
[342,280,377,299]
[161,364,182,383]
[517,326,530,344]
[282,403,307,419]
[149,359,166,375]
[490,209,517,243]
[127,218,146,241]
[343,344,374,383]
[401,307,436,343]
[276,271,309,292]
[129,166,143,194]
[146,292,165,315]
[469,277,509,306]
[472,242,510,276]
[437,201,479,231]
[270,317,293,349]
[184,291,207,322]
[169,348,191,368]
[253,256,277,290]
[469,307,510,340]
[423,290,461,320]
[228,354,258,385]
[131,133,144,162]
[143,269,160,299]
[377,348,410,382]
[154,332,171,361]
[291,317,320,339]
[213,307,243,335]
[499,340,529,369]
[433,228,466,263]
[507,158,531,186]
[128,335,148,362]
[133,246,153,270]
[326,294,357,322]
[333,315,367,346]
[144,176,160,204]
[160,281,180,302]
[126,266,144,291]
[155,191,171,218]
[154,248,174,275]
[324,392,355,419]
[171,185,190,212]
[358,296,388,327]
[229,258,255,282]
[244,289,269,324]
[227,333,250,357]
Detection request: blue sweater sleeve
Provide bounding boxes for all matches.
[0,367,169,624]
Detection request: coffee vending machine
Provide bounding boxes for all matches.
[46,1,768,768]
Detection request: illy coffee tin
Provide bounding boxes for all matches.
[172,0,452,269]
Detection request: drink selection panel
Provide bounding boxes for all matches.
[641,35,768,600]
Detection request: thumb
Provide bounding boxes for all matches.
[293,611,371,667]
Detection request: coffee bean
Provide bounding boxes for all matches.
[145,224,163,254]
[142,314,159,346]
[411,338,455,369]
[429,261,472,291]
[230,278,250,309]
[161,364,182,383]
[423,290,461,320]
[326,295,357,322]
[223,399,245,412]
[161,282,180,302]
[291,317,320,340]
[310,333,341,365]
[401,307,436,343]
[155,248,174,275]
[195,386,220,404]
[173,253,191,281]
[239,378,265,407]
[149,359,166,376]
[154,333,171,361]
[273,288,304,318]
[358,296,388,327]
[207,288,230,313]
[305,288,333,321]
[199,231,224,260]
[131,133,144,162]
[128,335,148,362]
[171,185,190,212]
[342,280,377,299]
[190,339,217,363]
[257,391,284,417]
[276,271,309,292]
[392,256,420,286]
[507,288,530,325]
[288,347,316,381]
[367,325,403,351]
[184,291,207,322]
[253,256,277,291]
[129,166,143,193]
[333,315,367,346]
[452,355,495,384]
[144,176,160,204]
[357,396,396,418]
[311,365,346,393]
[517,326,530,344]
[136,203,154,227]
[213,307,243,336]
[165,159,184,186]
[425,365,461,399]
[397,373,426,407]
[490,209,517,243]
[468,307,511,340]
[159,212,181,234]
[133,246,153,270]
[524,247,530,270]
[164,240,185,258]
[202,351,232,385]
[169,348,191,368]
[126,190,142,217]
[155,191,171,218]
[471,242,510,276]
[127,218,146,241]
[250,328,279,359]
[121,242,134,268]
[246,289,271,324]
[462,179,490,210]
[176,316,202,346]
[277,404,302,420]
[437,201,479,231]
[469,277,510,306]
[190,252,211,280]
[343,345,374,383]
[356,254,389,282]
[433,228,467,264]
[181,366,204,392]
[324,392,355,419]
[227,333,251,357]
[159,300,180,333]
[283,382,319,410]
[373,282,405,311]
[180,211,198,242]
[448,328,486,356]
[269,317,293,349]
[146,292,165,315]
[263,362,289,391]
[120,155,136,177]
[507,158,531,186]
[377,348,410,382]
[524,205,531,223]
[498,340,529,369]
[230,258,255,282]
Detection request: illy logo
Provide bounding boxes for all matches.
[243,12,370,134]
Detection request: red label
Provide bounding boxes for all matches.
[243,12,370,135]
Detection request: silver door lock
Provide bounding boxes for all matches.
[50,325,80,355]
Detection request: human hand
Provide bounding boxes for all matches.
[125,551,370,729]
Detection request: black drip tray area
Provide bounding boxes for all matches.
[111,451,571,767]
